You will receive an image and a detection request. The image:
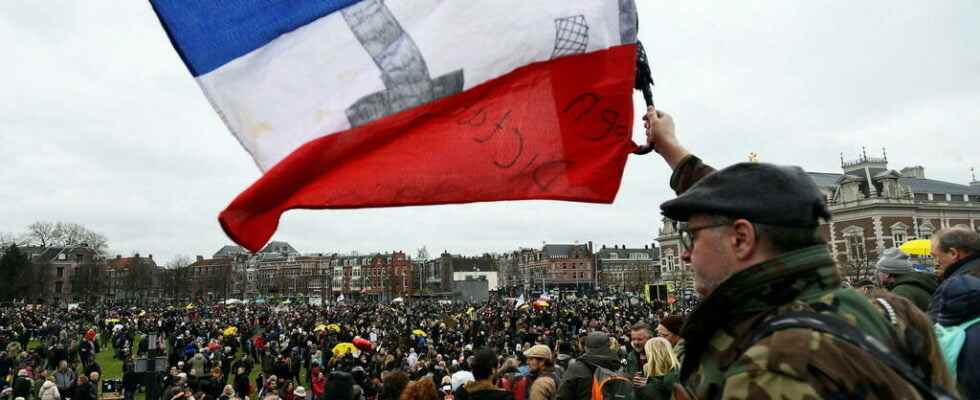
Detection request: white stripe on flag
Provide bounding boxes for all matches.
[196,0,634,170]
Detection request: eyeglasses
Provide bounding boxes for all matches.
[677,221,731,251]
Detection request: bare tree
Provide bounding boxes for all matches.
[0,232,19,247]
[25,222,58,247]
[22,221,109,256]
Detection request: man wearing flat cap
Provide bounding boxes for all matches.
[643,107,953,399]
[876,248,937,311]
[523,345,559,400]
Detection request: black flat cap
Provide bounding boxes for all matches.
[660,162,831,227]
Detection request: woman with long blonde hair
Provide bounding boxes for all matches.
[637,337,679,400]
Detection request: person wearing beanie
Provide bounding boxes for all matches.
[876,248,938,311]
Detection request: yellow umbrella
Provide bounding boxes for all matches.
[412,329,427,337]
[105,318,120,324]
[314,324,328,333]
[332,342,358,357]
[223,326,238,336]
[899,239,932,256]
[185,303,195,310]
[326,324,341,333]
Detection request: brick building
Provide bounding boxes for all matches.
[594,244,659,292]
[516,243,595,293]
[105,253,162,302]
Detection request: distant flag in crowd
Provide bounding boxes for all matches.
[152,0,641,251]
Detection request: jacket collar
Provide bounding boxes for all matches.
[679,245,839,378]
[942,252,980,281]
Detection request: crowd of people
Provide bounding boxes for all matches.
[1,106,979,400]
[0,293,687,400]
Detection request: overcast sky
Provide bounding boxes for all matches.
[3,2,978,264]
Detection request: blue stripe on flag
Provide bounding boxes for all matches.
[151,0,362,76]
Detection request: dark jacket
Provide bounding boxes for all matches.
[12,376,33,399]
[556,352,621,400]
[929,254,980,399]
[72,382,97,400]
[887,272,938,311]
[454,380,514,400]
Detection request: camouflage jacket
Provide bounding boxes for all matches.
[669,155,947,399]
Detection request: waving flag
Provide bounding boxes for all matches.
[153,0,640,252]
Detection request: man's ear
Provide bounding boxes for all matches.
[730,219,758,261]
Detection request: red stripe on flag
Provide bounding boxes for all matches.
[220,44,639,252]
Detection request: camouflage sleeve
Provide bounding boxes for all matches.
[722,369,820,400]
[669,155,716,195]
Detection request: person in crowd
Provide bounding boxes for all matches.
[625,322,652,393]
[381,371,410,400]
[399,379,438,400]
[310,370,325,400]
[71,376,95,400]
[653,316,684,364]
[854,279,877,296]
[233,366,251,400]
[123,360,139,400]
[324,371,362,400]
[219,385,237,400]
[12,369,34,400]
[636,338,678,400]
[38,374,60,400]
[453,349,512,400]
[523,345,558,400]
[929,227,980,398]
[556,333,620,400]
[290,386,306,400]
[449,360,473,393]
[875,248,937,311]
[643,105,953,399]
[52,361,75,397]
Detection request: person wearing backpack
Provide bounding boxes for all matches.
[929,227,980,399]
[555,333,625,400]
[645,107,954,399]
[522,345,559,400]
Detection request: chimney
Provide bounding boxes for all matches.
[148,254,153,260]
[587,241,593,253]
[196,255,204,262]
[116,255,122,259]
[644,244,649,249]
[601,244,606,249]
[135,253,140,259]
